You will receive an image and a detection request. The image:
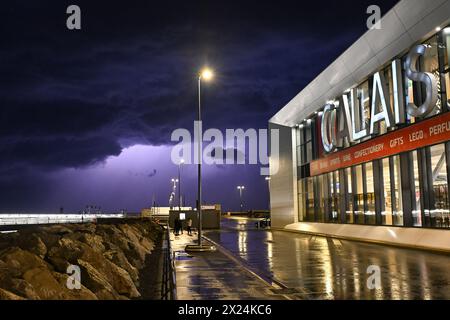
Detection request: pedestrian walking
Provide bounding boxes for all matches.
[174,217,181,236]
[187,217,193,236]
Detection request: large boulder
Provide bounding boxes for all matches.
[17,233,47,259]
[0,258,21,279]
[77,253,140,298]
[39,225,73,236]
[47,256,71,273]
[139,237,154,252]
[125,242,148,269]
[118,224,141,244]
[0,247,49,276]
[69,223,96,234]
[107,262,141,298]
[8,278,41,300]
[38,232,61,249]
[47,237,85,264]
[0,288,24,300]
[103,250,139,283]
[0,232,20,251]
[62,233,106,253]
[22,267,69,300]
[51,271,98,300]
[77,259,120,299]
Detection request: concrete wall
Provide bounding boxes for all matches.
[283,222,450,253]
[169,210,220,230]
[269,123,297,228]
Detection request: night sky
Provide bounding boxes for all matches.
[0,0,399,213]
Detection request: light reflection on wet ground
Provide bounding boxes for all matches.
[205,218,450,300]
[171,231,286,300]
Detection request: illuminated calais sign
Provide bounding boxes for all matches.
[321,44,439,153]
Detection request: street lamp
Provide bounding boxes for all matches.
[265,177,271,211]
[186,68,216,252]
[178,159,184,212]
[237,186,245,212]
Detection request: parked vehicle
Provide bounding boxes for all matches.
[256,217,271,229]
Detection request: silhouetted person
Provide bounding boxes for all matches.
[187,218,193,236]
[174,217,181,236]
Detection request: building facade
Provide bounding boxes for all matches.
[269,0,450,250]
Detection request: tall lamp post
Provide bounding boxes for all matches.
[265,177,271,211]
[186,68,216,252]
[237,186,245,212]
[178,159,184,212]
[170,179,178,209]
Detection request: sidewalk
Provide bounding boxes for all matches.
[170,230,286,300]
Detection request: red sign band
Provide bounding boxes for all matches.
[310,111,450,176]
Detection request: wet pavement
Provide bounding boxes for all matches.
[204,217,450,300]
[171,231,287,300]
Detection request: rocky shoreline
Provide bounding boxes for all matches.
[0,219,163,300]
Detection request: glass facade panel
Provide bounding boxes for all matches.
[330,171,340,223]
[306,177,315,222]
[392,156,403,226]
[429,144,449,228]
[365,162,376,225]
[317,175,326,222]
[298,179,306,222]
[354,165,364,224]
[296,124,313,166]
[381,158,393,225]
[345,168,354,223]
[444,28,450,109]
[412,151,422,226]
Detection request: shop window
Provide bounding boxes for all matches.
[306,177,315,222]
[429,144,449,228]
[298,180,307,222]
[365,162,376,225]
[330,171,340,223]
[296,124,313,166]
[412,151,423,226]
[443,27,450,109]
[392,156,403,225]
[381,158,393,225]
[317,175,327,222]
[354,165,365,224]
[345,168,354,223]
[380,156,403,226]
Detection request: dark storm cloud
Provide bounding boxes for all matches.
[0,0,399,211]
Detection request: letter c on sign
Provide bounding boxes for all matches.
[404,44,438,118]
[321,104,336,153]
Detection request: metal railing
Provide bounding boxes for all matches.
[161,225,177,300]
[0,213,125,226]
